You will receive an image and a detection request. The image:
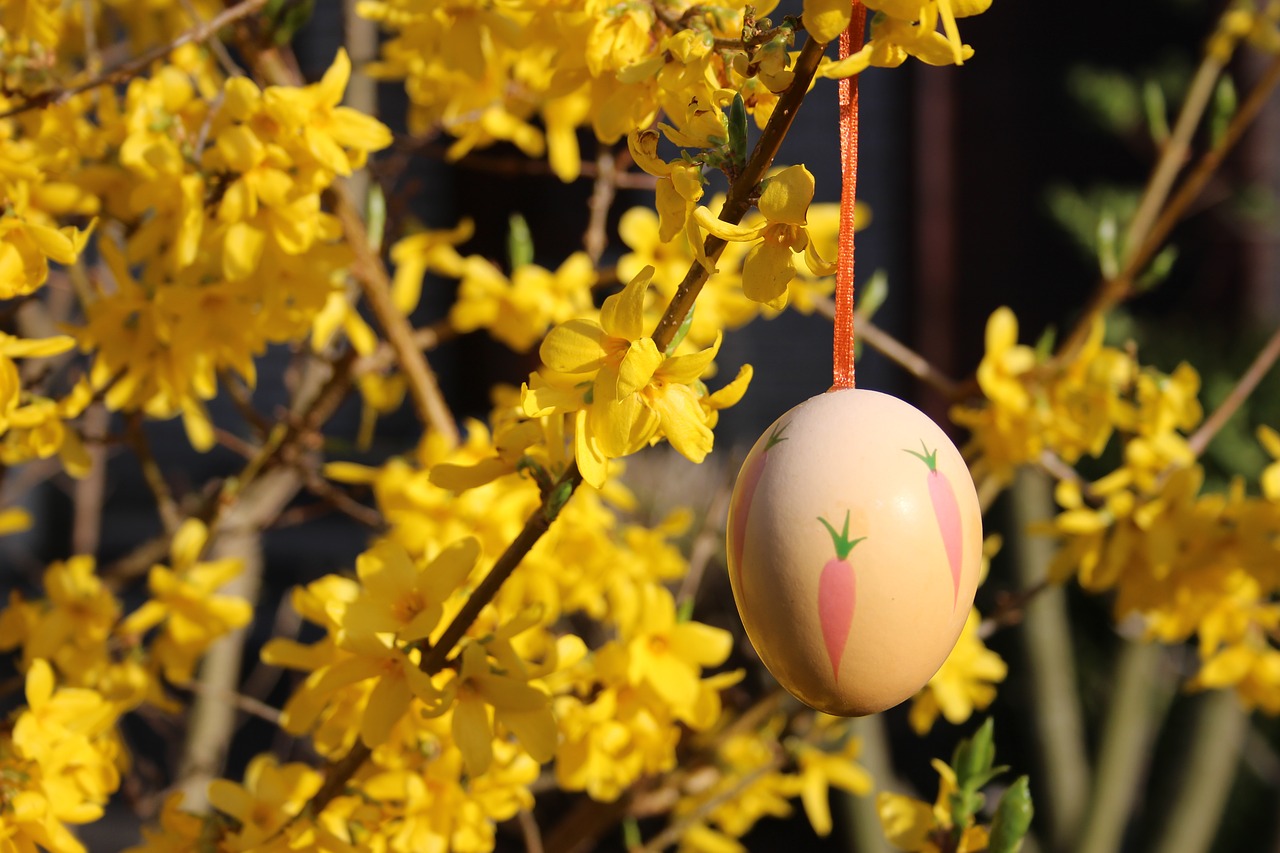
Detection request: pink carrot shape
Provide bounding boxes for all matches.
[729,421,789,591]
[816,511,865,682]
[905,440,964,609]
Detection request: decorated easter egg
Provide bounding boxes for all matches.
[726,388,982,716]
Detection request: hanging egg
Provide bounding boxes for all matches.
[726,388,983,716]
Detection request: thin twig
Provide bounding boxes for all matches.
[633,759,784,853]
[295,466,385,529]
[0,0,270,120]
[1121,51,1226,266]
[677,476,733,607]
[352,319,456,378]
[585,145,619,264]
[179,0,248,78]
[518,810,546,853]
[333,178,461,445]
[814,296,962,398]
[1187,322,1280,456]
[72,404,110,555]
[126,414,183,534]
[1058,53,1280,360]
[180,680,283,726]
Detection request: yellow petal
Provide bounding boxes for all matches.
[877,791,935,849]
[804,0,854,43]
[704,363,753,410]
[170,519,209,569]
[626,129,671,177]
[655,179,688,243]
[591,390,648,458]
[759,165,815,225]
[361,670,411,747]
[541,320,607,374]
[742,241,797,307]
[693,206,768,242]
[574,412,609,487]
[0,334,75,359]
[182,398,215,452]
[651,384,714,462]
[660,333,721,384]
[429,458,512,492]
[318,47,352,107]
[615,338,662,398]
[601,266,653,341]
[801,768,833,836]
[452,696,494,777]
[224,221,266,281]
[0,507,31,536]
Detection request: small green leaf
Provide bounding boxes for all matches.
[852,270,888,361]
[665,306,695,355]
[952,718,996,789]
[728,93,748,173]
[676,596,696,623]
[1066,66,1142,134]
[988,776,1034,853]
[366,184,387,254]
[1096,210,1119,279]
[508,213,534,270]
[1135,244,1178,292]
[622,818,642,850]
[856,270,888,320]
[1034,325,1057,361]
[1210,75,1238,149]
[544,480,574,521]
[265,0,315,46]
[1142,79,1169,145]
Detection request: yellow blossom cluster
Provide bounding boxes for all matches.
[72,48,391,449]
[958,307,1280,711]
[0,521,250,851]
[514,265,751,487]
[357,0,989,181]
[0,660,126,853]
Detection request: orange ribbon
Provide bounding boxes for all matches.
[832,4,866,391]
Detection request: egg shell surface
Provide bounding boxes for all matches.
[726,388,983,716]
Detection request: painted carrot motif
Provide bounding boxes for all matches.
[729,421,789,590]
[904,440,963,609]
[816,511,865,682]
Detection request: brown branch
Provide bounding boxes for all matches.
[1057,53,1280,360]
[814,296,963,399]
[332,180,461,445]
[72,404,110,555]
[294,466,385,529]
[518,810,546,853]
[352,319,456,378]
[979,579,1050,639]
[179,680,282,726]
[0,0,269,120]
[126,413,184,534]
[1187,321,1280,457]
[584,146,619,264]
[677,474,733,607]
[633,758,784,853]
